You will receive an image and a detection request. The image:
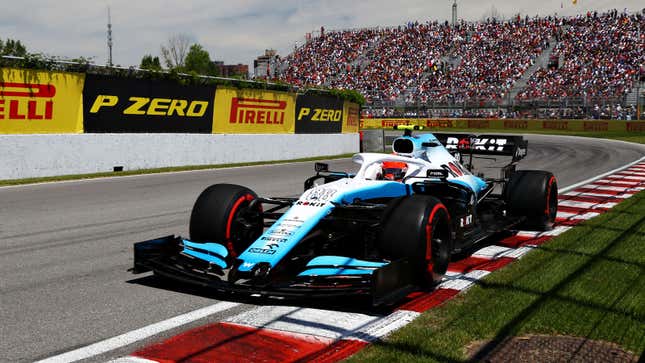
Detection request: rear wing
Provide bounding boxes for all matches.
[433,133,528,162]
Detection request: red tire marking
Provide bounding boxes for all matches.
[225,194,254,257]
[425,203,449,275]
[545,175,556,217]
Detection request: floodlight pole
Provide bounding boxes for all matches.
[452,0,457,26]
[107,7,113,67]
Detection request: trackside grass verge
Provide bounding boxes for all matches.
[0,153,354,187]
[347,191,645,362]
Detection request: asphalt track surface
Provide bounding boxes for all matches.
[1,134,643,362]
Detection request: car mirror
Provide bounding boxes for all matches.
[314,162,329,172]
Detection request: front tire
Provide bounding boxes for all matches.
[189,184,263,256]
[505,170,558,231]
[379,195,452,285]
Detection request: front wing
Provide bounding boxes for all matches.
[132,235,419,306]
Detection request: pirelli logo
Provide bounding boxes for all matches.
[229,97,286,124]
[0,82,56,120]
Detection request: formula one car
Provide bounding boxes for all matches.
[132,126,557,305]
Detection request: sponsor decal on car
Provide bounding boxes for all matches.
[302,187,337,202]
[445,137,508,152]
[260,236,288,243]
[248,248,276,255]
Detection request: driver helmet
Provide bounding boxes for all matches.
[382,161,408,181]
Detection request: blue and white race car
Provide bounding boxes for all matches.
[132,126,558,305]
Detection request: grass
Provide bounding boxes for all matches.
[0,153,354,187]
[347,191,645,362]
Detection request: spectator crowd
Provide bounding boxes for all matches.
[516,10,642,102]
[277,10,644,111]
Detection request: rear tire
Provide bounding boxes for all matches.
[189,184,263,256]
[379,195,452,285]
[505,170,558,231]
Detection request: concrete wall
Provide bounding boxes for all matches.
[0,133,359,180]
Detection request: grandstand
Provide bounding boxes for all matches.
[277,10,644,120]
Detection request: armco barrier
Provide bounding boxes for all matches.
[295,94,343,134]
[213,86,295,134]
[0,67,85,134]
[83,74,215,133]
[360,118,645,132]
[0,133,359,180]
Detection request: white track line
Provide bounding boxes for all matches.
[35,301,240,363]
[559,156,645,193]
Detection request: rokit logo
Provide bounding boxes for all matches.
[230,98,286,124]
[445,137,508,152]
[89,95,209,117]
[0,83,56,120]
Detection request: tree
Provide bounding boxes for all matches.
[140,54,162,71]
[0,38,27,57]
[183,44,218,76]
[160,34,192,70]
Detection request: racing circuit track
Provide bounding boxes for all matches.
[1,134,644,362]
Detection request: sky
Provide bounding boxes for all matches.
[0,0,642,71]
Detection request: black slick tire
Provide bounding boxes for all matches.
[379,195,452,285]
[189,184,263,256]
[505,170,558,230]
